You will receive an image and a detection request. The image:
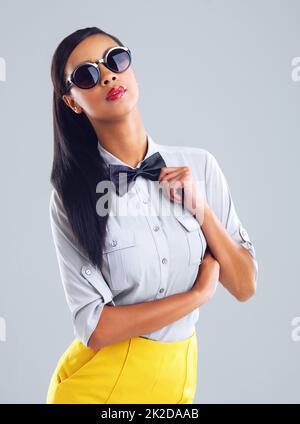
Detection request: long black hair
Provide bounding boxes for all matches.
[50,27,125,269]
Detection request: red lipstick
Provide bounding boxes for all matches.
[106,85,127,101]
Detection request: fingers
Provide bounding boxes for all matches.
[158,169,184,182]
[159,166,190,181]
[160,179,183,203]
[170,186,183,203]
[158,166,194,207]
[161,179,185,190]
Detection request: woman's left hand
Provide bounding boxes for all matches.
[158,166,206,223]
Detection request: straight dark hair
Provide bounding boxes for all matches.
[50,27,125,269]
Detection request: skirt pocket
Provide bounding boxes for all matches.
[46,337,131,404]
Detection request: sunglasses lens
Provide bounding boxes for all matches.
[73,64,99,89]
[107,48,131,72]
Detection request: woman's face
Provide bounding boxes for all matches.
[62,34,139,121]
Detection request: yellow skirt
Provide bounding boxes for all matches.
[46,330,198,404]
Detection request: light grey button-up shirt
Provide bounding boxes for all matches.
[49,134,258,347]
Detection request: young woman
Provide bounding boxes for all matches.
[46,26,258,404]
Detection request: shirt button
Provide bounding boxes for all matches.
[153,225,160,232]
[159,288,165,293]
[85,268,91,275]
[162,257,168,264]
[143,199,148,204]
[111,239,118,247]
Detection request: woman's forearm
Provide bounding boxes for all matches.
[196,203,256,301]
[88,289,205,350]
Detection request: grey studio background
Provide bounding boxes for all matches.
[0,0,299,404]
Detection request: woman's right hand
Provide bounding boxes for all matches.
[191,249,220,302]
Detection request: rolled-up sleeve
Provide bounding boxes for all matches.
[205,151,258,278]
[49,189,115,347]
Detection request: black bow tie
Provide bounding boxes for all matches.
[109,151,166,196]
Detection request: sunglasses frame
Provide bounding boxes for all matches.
[64,46,131,94]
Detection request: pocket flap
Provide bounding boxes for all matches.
[175,214,200,232]
[103,229,136,253]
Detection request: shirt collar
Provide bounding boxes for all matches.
[97,134,159,169]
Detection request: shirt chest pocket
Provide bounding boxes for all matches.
[175,214,206,265]
[103,228,137,293]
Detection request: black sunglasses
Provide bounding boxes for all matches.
[64,46,131,93]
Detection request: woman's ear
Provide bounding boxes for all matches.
[62,94,82,114]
